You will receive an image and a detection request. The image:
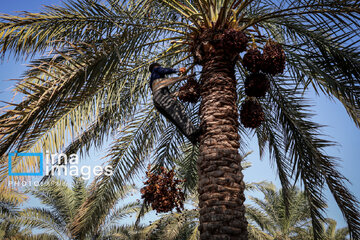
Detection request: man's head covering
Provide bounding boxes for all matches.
[149,63,161,72]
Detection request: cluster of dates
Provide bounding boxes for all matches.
[178,77,201,103]
[140,165,185,213]
[240,40,286,128]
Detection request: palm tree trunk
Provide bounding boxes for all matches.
[198,56,248,240]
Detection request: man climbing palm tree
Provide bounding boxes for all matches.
[149,63,200,144]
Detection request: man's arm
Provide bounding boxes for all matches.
[155,67,179,75]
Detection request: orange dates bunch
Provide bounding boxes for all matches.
[140,165,185,213]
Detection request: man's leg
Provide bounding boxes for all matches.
[153,88,199,143]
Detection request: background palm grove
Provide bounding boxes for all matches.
[0,0,360,239]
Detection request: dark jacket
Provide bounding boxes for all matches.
[150,67,178,89]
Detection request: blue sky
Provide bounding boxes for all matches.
[1,0,360,230]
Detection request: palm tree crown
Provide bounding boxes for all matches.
[247,185,312,239]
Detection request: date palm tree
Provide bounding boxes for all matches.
[0,196,58,240]
[246,185,312,240]
[321,219,349,240]
[1,0,360,239]
[0,197,28,240]
[19,177,141,239]
[294,218,349,240]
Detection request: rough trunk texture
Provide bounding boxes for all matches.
[198,56,248,240]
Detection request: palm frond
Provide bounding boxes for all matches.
[246,205,274,234]
[248,223,274,240]
[269,77,360,239]
[25,178,73,226]
[19,208,68,239]
[279,19,360,128]
[0,0,186,59]
[0,198,19,218]
[71,177,88,211]
[176,142,199,194]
